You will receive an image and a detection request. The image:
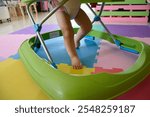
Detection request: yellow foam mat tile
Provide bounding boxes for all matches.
[57,64,95,76]
[0,59,49,100]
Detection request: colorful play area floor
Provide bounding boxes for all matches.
[0,24,150,100]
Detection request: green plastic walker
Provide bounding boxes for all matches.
[19,0,150,99]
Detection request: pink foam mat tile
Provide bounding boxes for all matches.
[94,40,139,70]
[0,34,34,58]
[93,37,150,99]
[92,67,123,74]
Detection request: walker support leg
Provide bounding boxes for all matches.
[86,3,117,45]
[86,3,139,54]
[26,3,56,68]
[26,0,70,68]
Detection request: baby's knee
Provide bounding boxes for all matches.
[61,25,71,32]
[87,22,92,32]
[83,22,92,33]
[61,26,74,37]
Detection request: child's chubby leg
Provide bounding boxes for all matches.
[55,11,83,69]
[74,8,92,48]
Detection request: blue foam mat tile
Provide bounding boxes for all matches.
[36,36,100,68]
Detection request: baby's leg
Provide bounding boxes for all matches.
[74,8,92,48]
[55,11,83,69]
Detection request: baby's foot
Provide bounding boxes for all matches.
[75,40,80,49]
[71,56,83,69]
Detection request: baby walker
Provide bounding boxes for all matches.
[19,0,150,99]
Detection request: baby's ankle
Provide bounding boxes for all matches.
[70,55,78,60]
[75,40,80,49]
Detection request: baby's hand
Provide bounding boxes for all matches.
[71,56,83,69]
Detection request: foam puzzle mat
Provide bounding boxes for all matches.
[0,24,150,99]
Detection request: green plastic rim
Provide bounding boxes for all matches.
[19,29,150,100]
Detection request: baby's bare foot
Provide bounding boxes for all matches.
[71,56,83,69]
